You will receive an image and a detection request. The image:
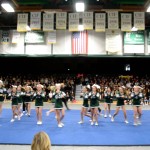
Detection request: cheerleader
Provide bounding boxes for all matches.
[50,84,66,128]
[89,84,100,126]
[0,80,7,117]
[24,86,32,116]
[16,85,23,118]
[78,85,91,124]
[10,85,19,122]
[131,86,143,126]
[104,87,113,118]
[111,86,129,124]
[33,84,45,125]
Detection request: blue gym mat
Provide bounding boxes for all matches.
[0,108,150,146]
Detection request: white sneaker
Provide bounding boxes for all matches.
[18,116,21,121]
[109,114,111,118]
[39,121,42,125]
[20,113,23,117]
[111,117,114,122]
[133,122,138,126]
[89,119,92,122]
[14,115,18,119]
[46,111,50,116]
[10,119,15,122]
[58,124,63,128]
[137,120,142,125]
[78,121,83,124]
[91,122,94,125]
[25,113,28,116]
[104,114,107,118]
[125,120,129,124]
[60,122,64,126]
[95,122,98,126]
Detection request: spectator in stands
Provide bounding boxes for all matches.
[31,131,51,150]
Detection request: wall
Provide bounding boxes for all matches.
[0,30,148,56]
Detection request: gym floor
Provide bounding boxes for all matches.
[0,101,150,150]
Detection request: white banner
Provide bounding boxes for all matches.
[83,12,93,30]
[30,12,41,30]
[56,12,67,30]
[12,30,20,44]
[121,13,132,31]
[69,13,79,31]
[106,29,122,53]
[134,12,145,30]
[43,13,54,31]
[95,13,106,32]
[47,31,56,44]
[17,13,28,32]
[108,11,118,29]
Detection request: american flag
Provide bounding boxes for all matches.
[72,31,88,54]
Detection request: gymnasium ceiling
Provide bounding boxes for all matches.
[0,0,150,29]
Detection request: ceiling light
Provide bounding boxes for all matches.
[75,2,85,12]
[147,5,150,12]
[78,25,84,31]
[131,27,138,31]
[1,3,15,12]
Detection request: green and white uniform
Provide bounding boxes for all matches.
[81,92,89,108]
[53,91,66,109]
[25,91,32,103]
[16,91,24,104]
[89,92,100,108]
[104,92,113,104]
[131,92,143,106]
[34,92,45,107]
[10,92,18,106]
[0,87,7,103]
[116,92,125,107]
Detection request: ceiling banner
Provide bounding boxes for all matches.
[69,13,79,32]
[95,13,106,32]
[134,12,145,30]
[43,13,54,31]
[106,29,122,53]
[56,12,67,30]
[17,13,28,32]
[107,11,119,29]
[30,12,41,30]
[83,12,93,30]
[121,13,132,32]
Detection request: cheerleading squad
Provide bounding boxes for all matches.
[0,79,145,128]
[79,84,144,126]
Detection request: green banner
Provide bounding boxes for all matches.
[25,31,44,43]
[147,30,150,45]
[124,31,144,45]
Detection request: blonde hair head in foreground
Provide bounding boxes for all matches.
[31,131,51,150]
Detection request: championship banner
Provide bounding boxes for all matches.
[43,13,54,31]
[12,30,20,44]
[30,12,41,30]
[47,31,56,44]
[106,29,122,53]
[95,13,106,32]
[69,13,79,31]
[134,12,145,30]
[17,13,28,32]
[107,11,118,29]
[1,30,10,44]
[124,31,144,53]
[83,12,93,30]
[121,13,132,31]
[56,12,67,30]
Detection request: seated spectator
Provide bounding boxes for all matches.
[31,131,51,150]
